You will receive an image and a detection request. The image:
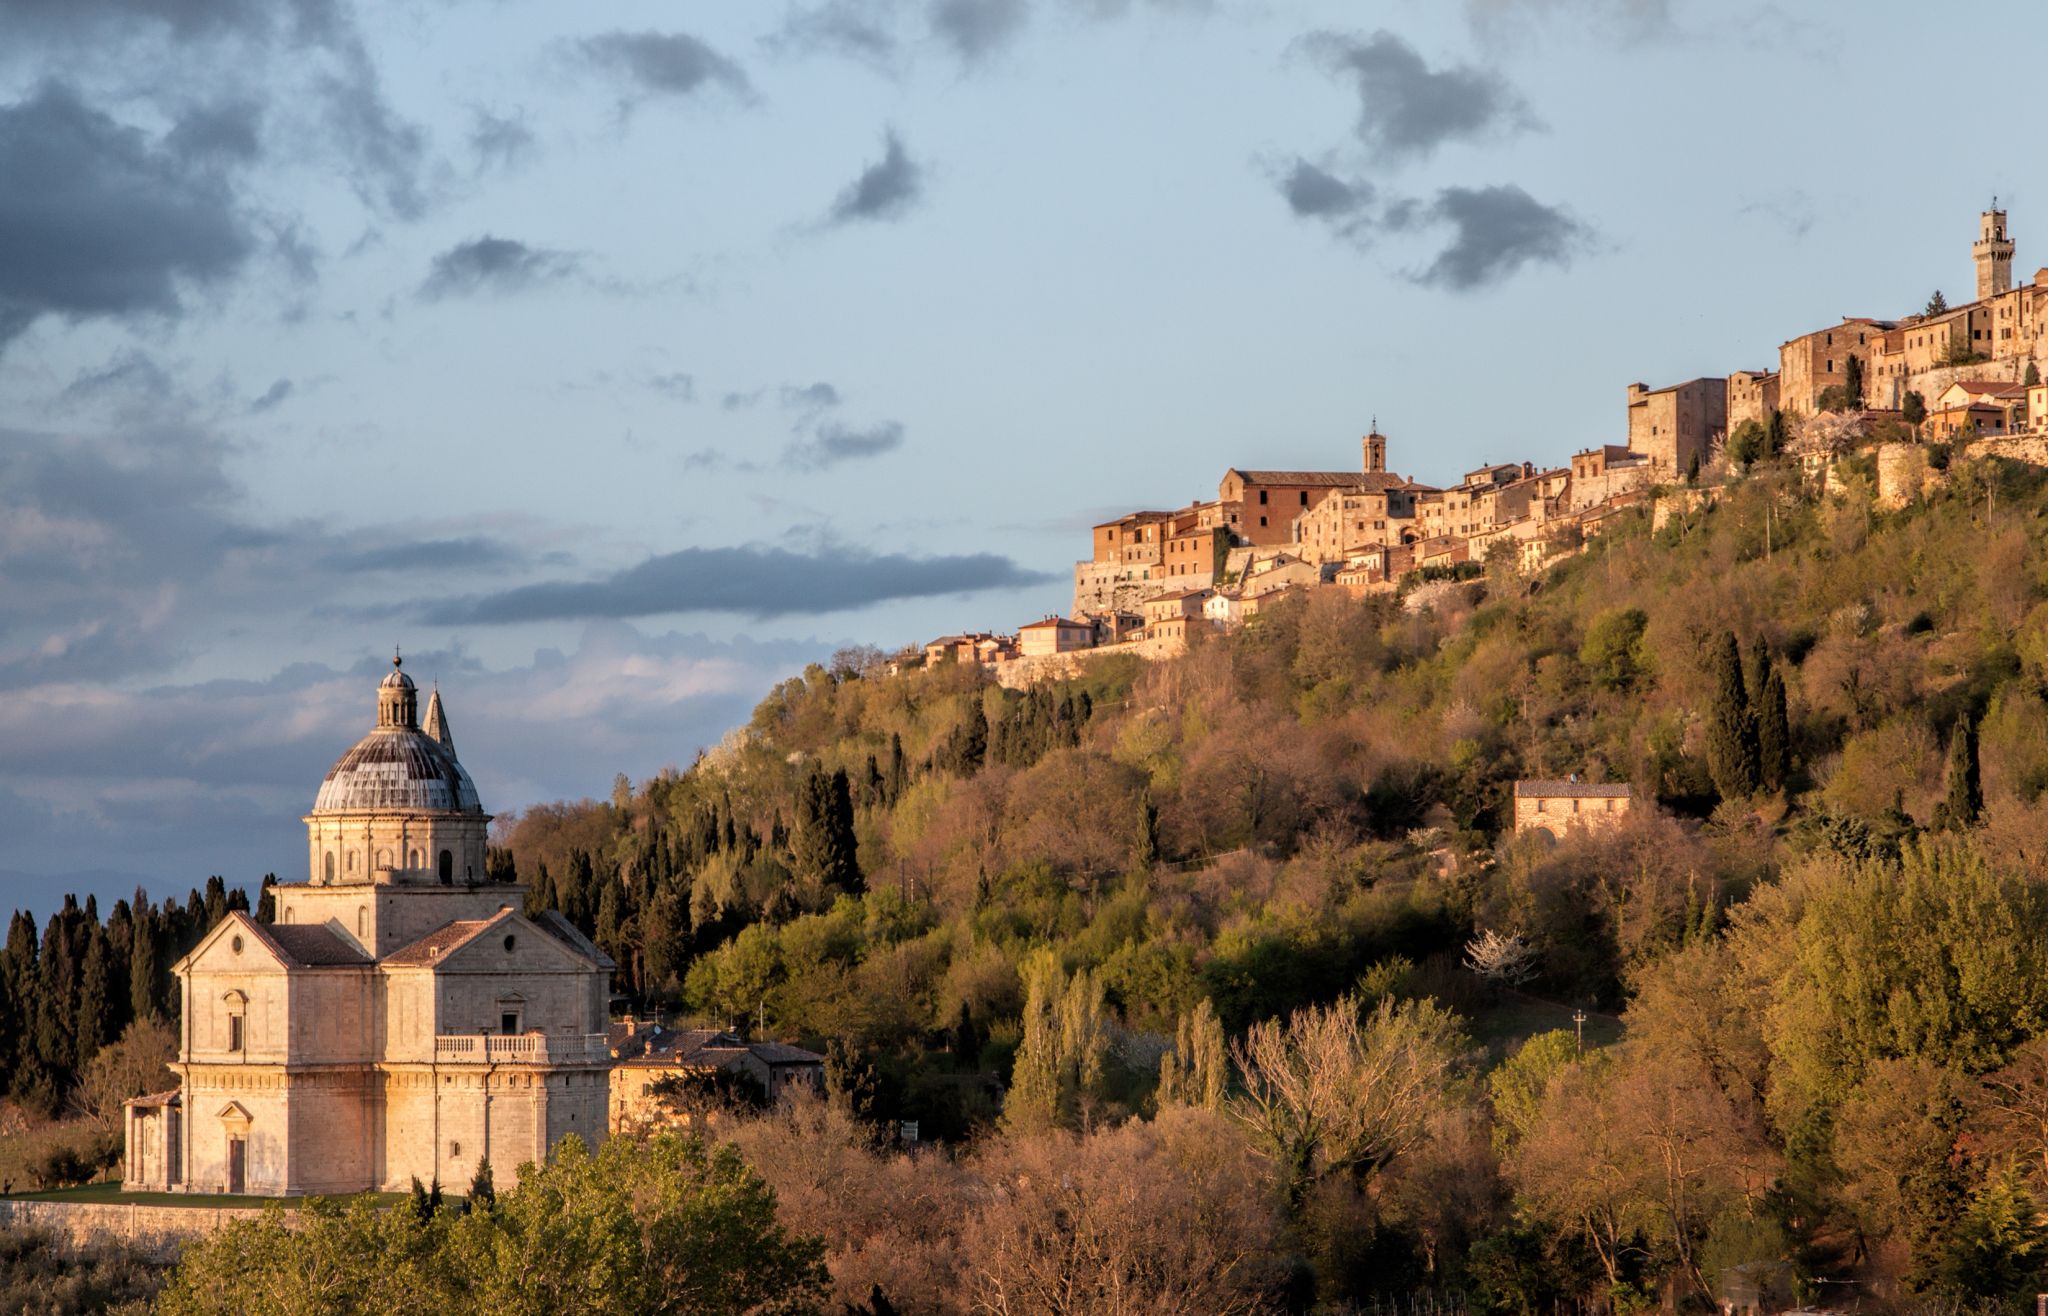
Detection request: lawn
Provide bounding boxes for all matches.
[1468,989,1624,1065]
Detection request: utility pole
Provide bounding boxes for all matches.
[1572,1008,1588,1055]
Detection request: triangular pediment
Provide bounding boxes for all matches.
[216,1101,253,1126]
[173,912,291,976]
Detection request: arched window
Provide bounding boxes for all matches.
[408,849,420,869]
[323,853,336,884]
[438,850,453,884]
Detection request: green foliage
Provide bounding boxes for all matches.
[1003,949,1111,1133]
[1706,631,1759,801]
[1905,390,1928,426]
[1726,419,1767,470]
[156,1133,828,1316]
[1578,607,1650,691]
[1487,1029,1579,1153]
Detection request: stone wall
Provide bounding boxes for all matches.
[1071,560,1156,618]
[0,1198,276,1260]
[992,638,1179,689]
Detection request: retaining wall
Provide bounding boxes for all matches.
[0,1197,277,1259]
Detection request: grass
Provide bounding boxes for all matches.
[3,1183,411,1209]
[1469,990,1623,1065]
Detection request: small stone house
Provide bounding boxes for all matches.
[609,1024,824,1133]
[1512,779,1634,839]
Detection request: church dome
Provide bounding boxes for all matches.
[312,655,484,815]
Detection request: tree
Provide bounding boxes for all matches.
[1463,929,1539,987]
[1765,408,1788,458]
[1226,995,1464,1210]
[1706,632,1760,802]
[1003,951,1110,1134]
[1487,1029,1579,1152]
[1843,353,1865,409]
[1937,713,1983,830]
[1579,607,1649,691]
[2027,360,2042,388]
[1927,290,1949,316]
[158,1133,830,1316]
[77,1016,175,1126]
[467,1159,495,1212]
[1157,999,1227,1111]
[1904,390,1927,427]
[1726,419,1767,471]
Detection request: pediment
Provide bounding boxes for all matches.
[174,912,291,976]
[216,1101,253,1126]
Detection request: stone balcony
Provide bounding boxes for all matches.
[433,1033,610,1065]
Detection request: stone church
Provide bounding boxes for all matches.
[124,656,613,1197]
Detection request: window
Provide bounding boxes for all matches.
[228,1014,244,1052]
[438,850,454,884]
[1257,490,1268,505]
[357,907,368,938]
[323,853,336,883]
[500,1012,520,1035]
[1299,492,1309,506]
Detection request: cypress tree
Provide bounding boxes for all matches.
[887,733,907,803]
[960,701,988,776]
[256,874,278,923]
[75,926,112,1064]
[129,911,162,1022]
[826,768,862,895]
[1942,715,1983,829]
[1758,666,1791,793]
[1706,631,1760,801]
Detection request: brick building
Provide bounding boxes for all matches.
[1626,378,1728,473]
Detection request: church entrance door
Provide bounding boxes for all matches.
[227,1137,246,1194]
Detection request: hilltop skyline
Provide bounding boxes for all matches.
[1,0,2038,907]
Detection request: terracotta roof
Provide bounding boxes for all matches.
[1229,469,1374,487]
[1514,780,1633,798]
[124,1088,181,1110]
[382,915,503,966]
[1952,379,2027,397]
[264,924,372,966]
[1019,616,1089,630]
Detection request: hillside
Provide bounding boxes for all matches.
[17,449,2048,1309]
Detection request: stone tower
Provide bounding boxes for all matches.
[1363,429,1388,474]
[1976,205,2014,301]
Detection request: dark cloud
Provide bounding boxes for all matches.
[318,42,431,219]
[418,236,582,300]
[319,537,525,574]
[165,100,264,163]
[827,129,924,225]
[768,0,902,70]
[429,542,1052,624]
[1415,184,1589,289]
[930,0,1029,64]
[0,83,255,351]
[1307,30,1533,164]
[468,107,536,173]
[249,378,294,413]
[648,372,697,402]
[781,382,842,409]
[786,419,905,469]
[578,31,753,102]
[60,350,179,407]
[1280,159,1373,220]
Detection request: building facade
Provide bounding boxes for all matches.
[1511,779,1635,839]
[124,657,613,1198]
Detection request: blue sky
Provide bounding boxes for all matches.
[0,0,2036,912]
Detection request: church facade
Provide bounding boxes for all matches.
[124,657,613,1197]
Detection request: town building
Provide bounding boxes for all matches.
[608,1022,823,1134]
[124,657,612,1197]
[1511,779,1635,839]
[1626,378,1728,473]
[1726,369,1780,433]
[1018,617,1095,657]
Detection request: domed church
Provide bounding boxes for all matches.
[123,656,613,1197]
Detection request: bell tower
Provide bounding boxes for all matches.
[1976,203,2014,301]
[1363,425,1387,474]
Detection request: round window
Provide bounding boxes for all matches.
[231,935,244,954]
[503,935,516,952]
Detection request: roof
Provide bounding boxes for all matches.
[615,1025,824,1069]
[1019,616,1089,630]
[1095,510,1173,529]
[1514,780,1633,798]
[1228,469,1373,488]
[124,1089,181,1110]
[314,727,482,814]
[534,910,615,971]
[1950,378,2027,397]
[263,924,372,966]
[383,916,500,966]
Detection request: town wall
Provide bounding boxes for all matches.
[0,1199,276,1259]
[992,637,1182,689]
[1071,560,1156,618]
[1875,443,1927,510]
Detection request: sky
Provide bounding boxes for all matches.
[0,0,2037,915]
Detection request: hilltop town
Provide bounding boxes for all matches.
[920,206,2048,685]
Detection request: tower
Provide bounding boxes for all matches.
[1976,204,2014,301]
[1363,427,1387,474]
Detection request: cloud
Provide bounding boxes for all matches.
[1464,0,1672,42]
[0,83,256,351]
[428,542,1053,624]
[1414,184,1590,289]
[318,537,526,574]
[418,236,582,300]
[781,381,842,410]
[930,0,1029,64]
[249,378,294,413]
[577,31,753,103]
[164,100,264,164]
[0,624,833,908]
[786,419,906,469]
[647,372,697,402]
[469,107,536,173]
[827,128,925,225]
[768,0,902,71]
[1307,30,1534,165]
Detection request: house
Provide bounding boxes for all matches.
[124,656,612,1197]
[1512,779,1634,839]
[923,633,990,665]
[609,1022,824,1133]
[1626,378,1729,474]
[1018,617,1095,657]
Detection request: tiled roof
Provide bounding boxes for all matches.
[1019,616,1088,630]
[535,910,615,971]
[382,916,501,966]
[1230,470,1370,487]
[1952,378,2027,397]
[264,924,372,966]
[124,1088,181,1109]
[1514,780,1633,798]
